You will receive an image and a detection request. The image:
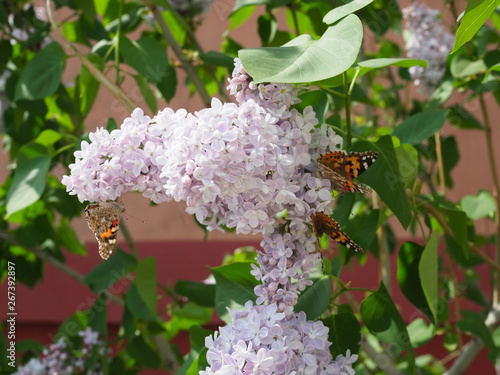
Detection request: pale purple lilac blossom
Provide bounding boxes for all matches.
[13,328,104,375]
[62,59,358,373]
[62,59,341,236]
[402,2,454,97]
[200,301,358,375]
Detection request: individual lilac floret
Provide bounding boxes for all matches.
[200,301,357,375]
[402,2,454,97]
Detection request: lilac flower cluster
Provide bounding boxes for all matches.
[251,224,322,309]
[13,328,104,375]
[62,59,359,373]
[62,59,340,235]
[201,301,357,375]
[402,2,454,97]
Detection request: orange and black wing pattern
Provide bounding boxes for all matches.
[310,212,363,253]
[318,151,378,193]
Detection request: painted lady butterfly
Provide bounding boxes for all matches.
[310,212,363,253]
[318,151,378,193]
[84,201,125,260]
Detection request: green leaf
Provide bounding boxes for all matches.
[134,75,157,114]
[211,263,258,322]
[361,282,415,372]
[397,242,434,322]
[258,13,278,46]
[229,5,257,29]
[323,0,374,24]
[407,318,435,347]
[122,306,135,340]
[6,143,51,218]
[447,104,483,129]
[353,136,413,229]
[89,294,108,334]
[181,326,212,375]
[83,249,136,293]
[395,143,419,189]
[80,0,97,23]
[156,64,177,102]
[10,255,43,287]
[77,56,103,117]
[238,14,362,83]
[461,189,496,220]
[175,280,215,307]
[161,9,187,46]
[126,335,160,369]
[325,304,361,357]
[332,209,379,251]
[201,51,235,69]
[450,55,487,78]
[295,276,331,320]
[357,58,427,77]
[14,42,65,101]
[166,303,212,339]
[56,312,87,339]
[35,129,62,147]
[57,218,87,255]
[126,283,157,321]
[451,0,500,54]
[135,257,157,316]
[393,110,448,145]
[120,37,168,83]
[446,209,469,259]
[456,310,498,362]
[418,232,439,323]
[0,39,12,72]
[15,339,45,356]
[361,283,416,366]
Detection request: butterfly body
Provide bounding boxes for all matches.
[84,201,125,260]
[318,151,378,193]
[310,212,363,253]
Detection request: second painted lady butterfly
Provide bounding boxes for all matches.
[85,201,125,260]
[318,151,378,193]
[310,212,363,253]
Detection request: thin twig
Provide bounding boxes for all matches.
[45,0,137,112]
[119,220,140,260]
[479,93,500,305]
[434,132,446,195]
[149,3,212,107]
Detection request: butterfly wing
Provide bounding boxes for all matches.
[85,202,125,260]
[311,212,363,253]
[342,151,379,179]
[317,151,378,193]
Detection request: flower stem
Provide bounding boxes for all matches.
[114,0,123,85]
[434,131,446,195]
[343,71,352,148]
[119,220,140,260]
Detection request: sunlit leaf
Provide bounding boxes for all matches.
[239,15,362,83]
